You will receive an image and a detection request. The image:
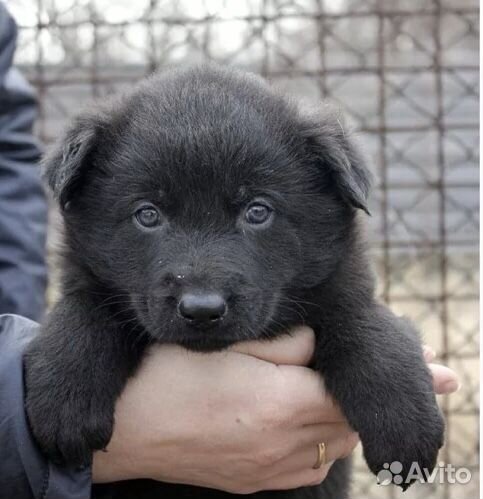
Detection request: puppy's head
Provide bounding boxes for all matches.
[44,64,372,351]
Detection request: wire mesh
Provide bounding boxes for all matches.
[9,0,479,497]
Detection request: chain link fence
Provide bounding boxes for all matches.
[9,0,479,497]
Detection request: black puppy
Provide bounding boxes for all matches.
[25,64,444,498]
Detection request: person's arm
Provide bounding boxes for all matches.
[0,4,47,321]
[0,314,91,499]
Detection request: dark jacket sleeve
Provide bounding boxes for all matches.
[0,4,47,321]
[0,314,91,499]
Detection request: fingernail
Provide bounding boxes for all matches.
[442,379,461,393]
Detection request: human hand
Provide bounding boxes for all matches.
[92,329,459,493]
[92,327,358,492]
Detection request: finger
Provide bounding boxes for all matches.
[229,326,315,366]
[423,345,436,362]
[428,363,460,394]
[295,422,356,449]
[276,365,346,423]
[259,432,358,490]
[279,431,359,474]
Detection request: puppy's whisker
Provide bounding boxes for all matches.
[278,303,308,323]
[90,301,139,315]
[104,307,139,323]
[282,295,323,312]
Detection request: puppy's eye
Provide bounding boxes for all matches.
[245,203,273,225]
[134,205,161,228]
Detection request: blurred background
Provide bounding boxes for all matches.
[7,0,479,497]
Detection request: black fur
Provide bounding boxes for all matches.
[24,64,444,498]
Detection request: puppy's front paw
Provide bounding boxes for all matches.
[25,358,114,467]
[26,393,114,467]
[361,402,444,490]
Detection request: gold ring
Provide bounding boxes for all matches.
[313,442,326,469]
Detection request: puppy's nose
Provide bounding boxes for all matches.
[178,292,227,323]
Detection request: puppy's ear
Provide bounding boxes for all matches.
[300,109,373,215]
[42,114,104,210]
